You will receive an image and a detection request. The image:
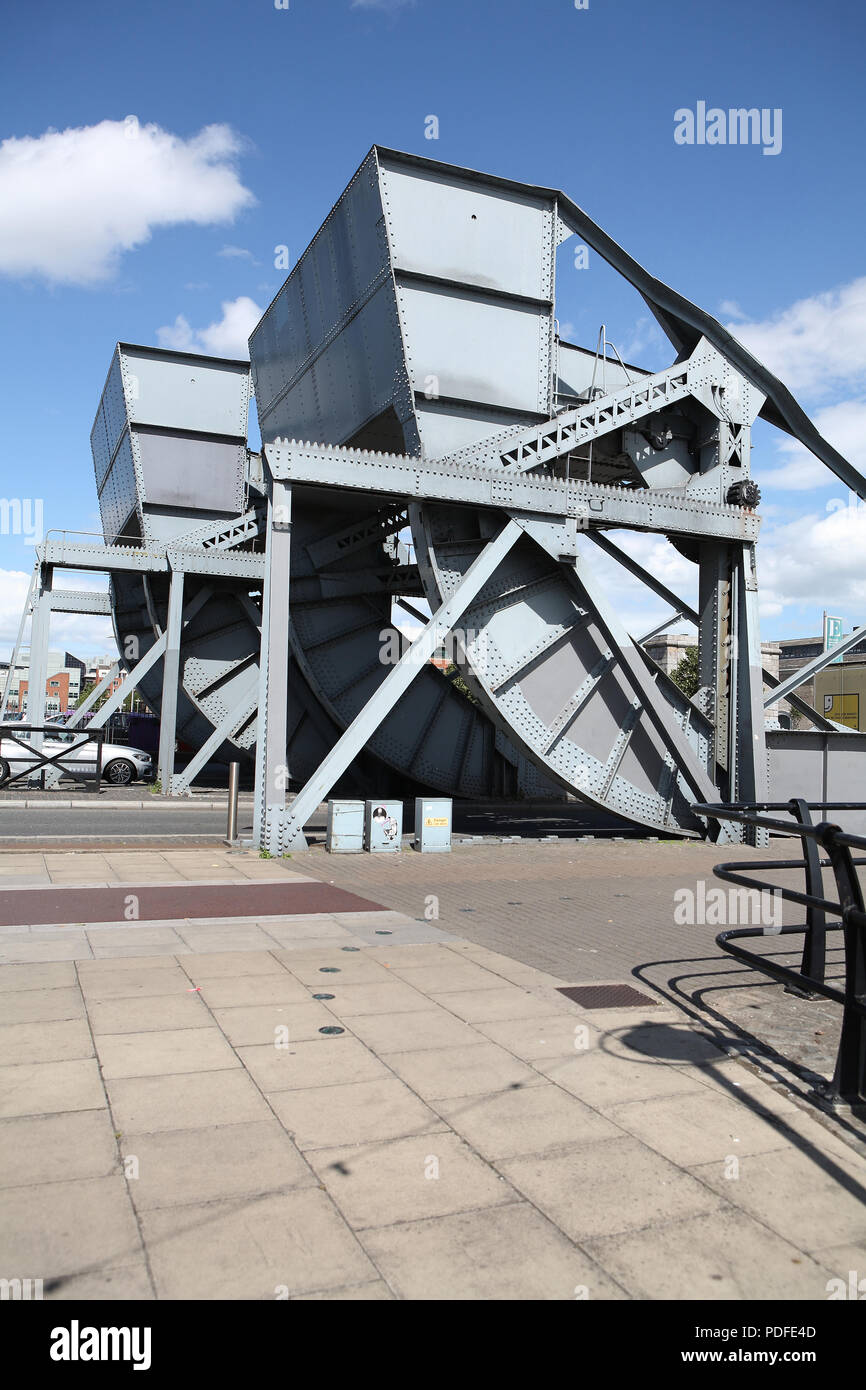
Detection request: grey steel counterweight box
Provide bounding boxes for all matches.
[414,798,452,852]
[326,800,364,853]
[364,800,403,852]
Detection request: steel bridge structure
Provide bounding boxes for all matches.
[8,147,865,849]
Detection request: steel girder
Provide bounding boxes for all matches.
[24,568,52,754]
[48,591,113,616]
[265,445,761,543]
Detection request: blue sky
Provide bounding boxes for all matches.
[1,0,865,659]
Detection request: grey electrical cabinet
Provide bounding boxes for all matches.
[326,800,365,853]
[364,800,403,852]
[414,798,452,853]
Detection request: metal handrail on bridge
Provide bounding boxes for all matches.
[693,799,866,1111]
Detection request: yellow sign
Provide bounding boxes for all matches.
[823,693,860,730]
[424,817,448,827]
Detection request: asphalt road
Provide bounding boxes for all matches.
[0,795,631,848]
[0,805,255,845]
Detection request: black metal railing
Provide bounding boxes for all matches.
[0,724,104,792]
[693,800,866,1111]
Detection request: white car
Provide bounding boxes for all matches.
[0,728,153,787]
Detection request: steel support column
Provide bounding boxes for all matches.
[157,567,185,792]
[254,479,293,854]
[697,541,731,780]
[25,566,52,778]
[734,544,770,845]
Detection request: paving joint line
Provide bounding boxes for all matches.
[72,955,160,1302]
[172,945,406,1299]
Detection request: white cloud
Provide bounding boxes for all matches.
[620,315,666,366]
[588,506,866,636]
[756,397,866,494]
[0,570,115,664]
[726,277,866,398]
[0,570,31,655]
[218,244,259,264]
[0,119,255,285]
[756,450,828,493]
[758,503,866,621]
[755,398,866,492]
[157,296,263,360]
[574,512,864,638]
[576,531,697,638]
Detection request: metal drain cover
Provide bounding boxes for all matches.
[557,984,659,1009]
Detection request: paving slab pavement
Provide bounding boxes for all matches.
[1,844,865,1301]
[301,835,858,1097]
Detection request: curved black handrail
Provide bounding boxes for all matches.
[693,799,866,1109]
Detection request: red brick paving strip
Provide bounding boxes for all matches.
[0,880,386,927]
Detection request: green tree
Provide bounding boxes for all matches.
[670,646,700,699]
[76,681,113,712]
